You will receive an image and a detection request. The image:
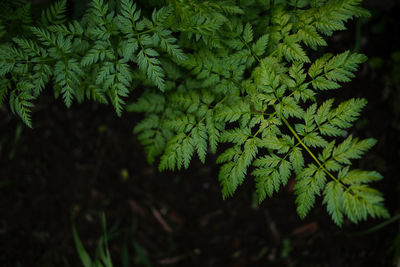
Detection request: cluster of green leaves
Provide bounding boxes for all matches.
[0,0,389,226]
[0,0,187,126]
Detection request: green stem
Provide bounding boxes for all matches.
[350,213,400,236]
[239,36,261,62]
[132,28,156,38]
[281,116,341,184]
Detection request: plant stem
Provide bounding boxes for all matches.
[281,116,341,184]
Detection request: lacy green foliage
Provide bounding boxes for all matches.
[0,0,389,226]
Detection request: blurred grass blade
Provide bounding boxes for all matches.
[100,212,114,267]
[121,243,130,267]
[351,213,400,236]
[72,222,93,267]
[133,242,152,267]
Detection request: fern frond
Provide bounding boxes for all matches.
[330,98,367,128]
[86,85,108,104]
[9,84,35,128]
[279,35,310,63]
[0,79,9,105]
[153,29,187,61]
[252,34,269,57]
[118,0,141,35]
[49,21,84,37]
[54,59,84,107]
[342,185,389,224]
[81,41,114,66]
[137,48,165,91]
[297,25,327,50]
[332,135,376,165]
[323,181,345,226]
[310,51,366,90]
[30,26,57,47]
[179,14,224,46]
[0,0,387,227]
[0,45,15,76]
[341,170,383,185]
[32,62,53,96]
[243,23,253,43]
[119,38,139,61]
[109,82,128,117]
[219,138,258,198]
[12,37,42,57]
[311,0,370,36]
[41,0,67,26]
[294,164,326,218]
[205,110,222,153]
[253,154,292,202]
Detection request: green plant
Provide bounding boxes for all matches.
[0,0,389,226]
[73,213,115,267]
[72,213,151,267]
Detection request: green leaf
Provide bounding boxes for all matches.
[308,54,332,78]
[323,181,345,226]
[81,41,113,66]
[30,26,57,47]
[156,31,187,61]
[330,98,367,128]
[341,170,383,185]
[109,82,129,117]
[281,96,304,118]
[159,133,186,171]
[182,136,194,169]
[54,59,83,107]
[0,48,15,76]
[243,23,253,43]
[41,0,67,26]
[333,136,376,165]
[72,222,93,267]
[119,38,139,61]
[219,139,258,198]
[303,132,327,148]
[253,156,292,202]
[279,36,310,63]
[320,141,335,162]
[10,89,34,128]
[12,38,42,57]
[206,110,221,153]
[254,169,280,202]
[220,128,250,144]
[257,136,285,151]
[290,147,304,174]
[342,185,389,223]
[192,122,208,163]
[0,79,9,105]
[311,76,340,90]
[295,184,316,219]
[252,34,269,57]
[137,49,165,91]
[279,159,292,186]
[253,154,281,168]
[297,25,327,49]
[294,164,326,219]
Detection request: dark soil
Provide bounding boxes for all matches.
[1,1,400,267]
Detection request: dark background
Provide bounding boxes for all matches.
[0,0,400,266]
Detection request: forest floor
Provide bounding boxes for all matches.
[1,1,400,267]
